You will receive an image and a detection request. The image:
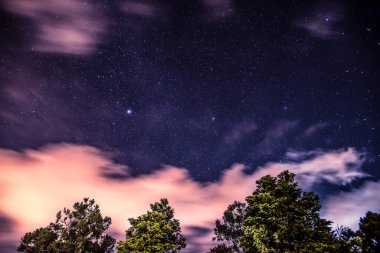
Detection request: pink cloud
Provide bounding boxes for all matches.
[3,0,105,55]
[0,144,367,252]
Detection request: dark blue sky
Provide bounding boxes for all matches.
[1,0,379,182]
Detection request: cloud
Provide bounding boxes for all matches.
[321,180,380,230]
[0,75,84,146]
[254,120,298,157]
[122,0,163,18]
[223,121,257,145]
[3,0,106,55]
[296,2,345,39]
[0,214,17,253]
[283,148,367,189]
[303,122,329,137]
[0,144,367,252]
[202,0,234,20]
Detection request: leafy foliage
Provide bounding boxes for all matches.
[117,198,186,253]
[209,243,235,253]
[241,171,335,252]
[357,211,380,252]
[17,198,115,253]
[210,170,338,253]
[333,225,361,253]
[17,227,59,253]
[16,173,380,253]
[209,201,246,252]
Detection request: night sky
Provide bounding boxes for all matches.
[1,0,380,252]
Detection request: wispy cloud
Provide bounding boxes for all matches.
[283,148,367,189]
[0,74,83,145]
[254,120,298,157]
[0,144,367,252]
[303,122,329,137]
[296,2,345,39]
[322,180,380,230]
[122,0,163,18]
[3,0,106,55]
[223,121,257,145]
[202,0,234,20]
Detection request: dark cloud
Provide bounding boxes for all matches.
[0,243,17,253]
[0,213,17,253]
[0,214,14,233]
[186,225,213,237]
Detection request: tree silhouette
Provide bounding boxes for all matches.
[18,198,115,253]
[358,211,380,252]
[209,201,246,252]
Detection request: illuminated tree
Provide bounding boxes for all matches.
[241,171,335,252]
[117,198,186,253]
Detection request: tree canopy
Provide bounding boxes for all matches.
[211,171,336,253]
[358,211,380,252]
[210,171,380,253]
[17,198,115,253]
[241,170,335,252]
[17,172,380,253]
[209,201,246,252]
[117,198,186,253]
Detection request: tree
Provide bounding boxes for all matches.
[17,227,59,253]
[117,198,186,253]
[17,198,115,253]
[209,244,235,253]
[209,201,246,252]
[357,211,380,252]
[240,170,335,252]
[333,226,361,253]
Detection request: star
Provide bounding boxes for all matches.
[126,109,133,115]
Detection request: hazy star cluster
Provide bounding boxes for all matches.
[0,0,380,252]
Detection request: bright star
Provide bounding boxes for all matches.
[126,109,132,115]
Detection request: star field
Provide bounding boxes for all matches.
[1,1,380,183]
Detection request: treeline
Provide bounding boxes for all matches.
[18,171,380,253]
